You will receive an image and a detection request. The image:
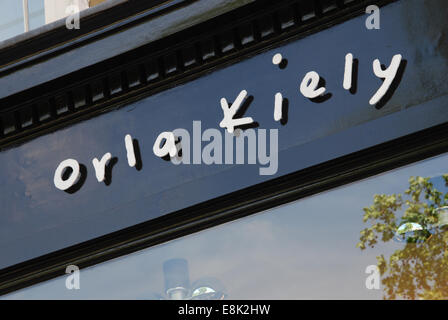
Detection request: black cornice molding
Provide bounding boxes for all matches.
[0,0,397,151]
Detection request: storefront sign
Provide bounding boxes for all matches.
[53,53,403,191]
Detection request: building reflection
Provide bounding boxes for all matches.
[162,258,226,300]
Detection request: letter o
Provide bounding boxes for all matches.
[54,159,81,191]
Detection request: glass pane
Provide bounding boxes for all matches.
[0,0,24,42]
[29,0,45,31]
[44,0,93,24]
[0,0,110,43]
[4,152,448,300]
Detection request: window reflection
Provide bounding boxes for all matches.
[0,0,109,42]
[162,258,226,300]
[0,1,26,41]
[3,153,448,300]
[358,174,448,300]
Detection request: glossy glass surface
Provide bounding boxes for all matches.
[4,152,448,299]
[29,0,45,30]
[0,0,25,41]
[0,0,46,41]
[0,0,104,42]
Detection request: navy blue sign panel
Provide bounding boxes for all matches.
[1,0,448,269]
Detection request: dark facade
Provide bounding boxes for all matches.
[1,0,448,299]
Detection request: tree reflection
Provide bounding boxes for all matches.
[357,175,448,300]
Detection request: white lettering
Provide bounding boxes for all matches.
[219,90,254,134]
[370,54,402,105]
[343,53,354,90]
[54,159,80,191]
[300,71,326,99]
[153,132,177,158]
[125,134,136,167]
[274,92,283,121]
[92,153,112,183]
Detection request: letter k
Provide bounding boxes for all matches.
[219,90,254,133]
